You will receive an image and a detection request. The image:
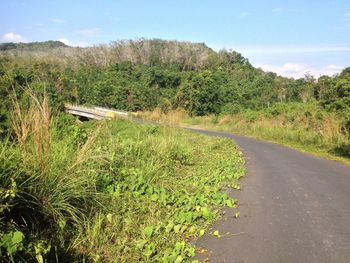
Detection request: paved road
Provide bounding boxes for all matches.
[189,128,350,263]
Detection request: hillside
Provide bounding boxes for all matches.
[0,38,349,149]
[0,40,68,51]
[0,38,349,261]
[0,38,282,110]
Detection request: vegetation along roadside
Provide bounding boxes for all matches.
[0,91,245,262]
[138,101,350,167]
[1,38,349,261]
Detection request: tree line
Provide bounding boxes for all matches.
[0,39,349,135]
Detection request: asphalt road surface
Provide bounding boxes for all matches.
[189,128,350,263]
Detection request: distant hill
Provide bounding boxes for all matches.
[0,40,68,51]
[0,39,245,70]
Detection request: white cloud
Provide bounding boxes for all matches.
[238,11,250,18]
[236,46,350,55]
[256,62,344,79]
[325,64,343,70]
[58,38,90,47]
[51,18,65,24]
[257,63,308,79]
[58,38,70,45]
[1,32,26,43]
[322,65,344,75]
[79,28,100,37]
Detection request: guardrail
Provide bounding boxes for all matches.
[64,104,130,120]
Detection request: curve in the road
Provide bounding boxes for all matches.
[189,128,350,263]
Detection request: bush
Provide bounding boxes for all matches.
[71,120,245,261]
[1,104,245,261]
[220,103,242,115]
[0,91,106,261]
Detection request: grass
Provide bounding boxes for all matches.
[138,102,350,166]
[0,91,245,262]
[72,119,245,261]
[1,90,106,261]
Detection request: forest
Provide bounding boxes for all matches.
[0,39,349,261]
[1,39,349,124]
[1,39,349,157]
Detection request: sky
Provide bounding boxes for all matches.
[1,0,350,78]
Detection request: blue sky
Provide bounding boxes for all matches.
[1,0,350,78]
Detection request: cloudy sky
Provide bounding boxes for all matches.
[1,0,350,78]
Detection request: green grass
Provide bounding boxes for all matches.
[139,102,350,166]
[0,113,106,261]
[180,103,350,166]
[74,119,245,261]
[195,121,350,165]
[0,115,245,262]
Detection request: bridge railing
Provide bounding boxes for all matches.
[64,104,130,120]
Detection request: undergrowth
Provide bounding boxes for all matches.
[0,91,245,262]
[73,120,245,262]
[138,102,350,165]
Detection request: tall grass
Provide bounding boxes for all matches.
[1,90,245,261]
[70,120,244,261]
[139,102,350,165]
[136,107,186,126]
[1,88,105,261]
[10,88,51,174]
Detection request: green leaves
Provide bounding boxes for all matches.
[106,213,113,223]
[175,211,198,224]
[143,226,155,238]
[0,177,17,213]
[201,207,215,220]
[135,239,147,250]
[174,241,186,254]
[34,241,51,263]
[0,116,245,262]
[0,230,24,255]
[165,222,175,233]
[160,242,196,262]
[143,242,156,259]
[173,225,181,234]
[213,230,221,237]
[174,255,184,263]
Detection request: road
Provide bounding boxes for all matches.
[189,128,350,263]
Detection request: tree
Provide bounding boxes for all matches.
[184,70,221,115]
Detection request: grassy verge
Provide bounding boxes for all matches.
[80,119,245,262]
[0,93,245,262]
[138,103,350,166]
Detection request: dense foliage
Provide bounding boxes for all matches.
[1,39,349,127]
[0,41,68,51]
[0,108,244,261]
[142,101,350,162]
[0,38,349,261]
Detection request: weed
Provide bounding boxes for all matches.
[72,119,245,261]
[1,102,245,261]
[139,102,350,165]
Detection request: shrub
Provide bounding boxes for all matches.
[0,89,105,261]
